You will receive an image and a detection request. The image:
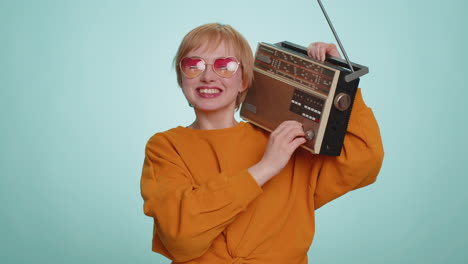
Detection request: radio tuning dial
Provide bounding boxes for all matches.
[305,130,315,141]
[334,93,351,111]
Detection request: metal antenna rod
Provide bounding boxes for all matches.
[317,0,354,72]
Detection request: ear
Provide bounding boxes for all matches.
[239,79,249,93]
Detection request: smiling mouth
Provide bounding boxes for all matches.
[198,88,222,94]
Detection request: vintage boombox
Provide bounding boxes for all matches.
[240,41,369,156]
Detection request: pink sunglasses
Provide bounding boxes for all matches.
[180,57,241,78]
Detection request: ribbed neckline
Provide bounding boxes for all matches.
[174,121,249,136]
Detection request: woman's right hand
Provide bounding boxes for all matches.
[248,120,307,186]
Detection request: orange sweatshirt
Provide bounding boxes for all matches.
[141,89,384,264]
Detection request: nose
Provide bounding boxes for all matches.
[199,64,217,82]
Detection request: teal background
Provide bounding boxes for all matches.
[1,0,467,263]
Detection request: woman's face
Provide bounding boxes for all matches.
[181,41,246,113]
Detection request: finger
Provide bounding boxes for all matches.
[270,123,300,146]
[326,43,340,58]
[271,121,292,137]
[308,43,318,59]
[320,46,327,61]
[314,44,320,60]
[288,137,307,153]
[316,42,325,60]
[310,43,320,60]
[310,48,316,60]
[307,43,314,58]
[280,120,304,133]
[316,43,324,60]
[283,120,303,126]
[286,124,306,138]
[273,120,302,135]
[276,123,305,142]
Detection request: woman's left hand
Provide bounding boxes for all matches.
[307,42,341,61]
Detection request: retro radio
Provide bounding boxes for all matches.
[240,0,369,156]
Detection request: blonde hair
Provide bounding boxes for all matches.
[174,23,254,108]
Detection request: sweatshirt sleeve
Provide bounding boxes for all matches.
[140,134,263,262]
[313,88,384,209]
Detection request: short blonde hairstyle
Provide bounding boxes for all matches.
[174,23,254,108]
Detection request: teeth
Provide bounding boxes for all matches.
[199,88,220,94]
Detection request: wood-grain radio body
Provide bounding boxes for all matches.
[240,41,368,156]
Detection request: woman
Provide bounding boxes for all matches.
[141,23,384,264]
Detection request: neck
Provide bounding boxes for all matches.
[190,109,238,130]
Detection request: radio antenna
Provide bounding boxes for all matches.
[317,0,354,73]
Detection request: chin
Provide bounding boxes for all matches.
[193,101,236,112]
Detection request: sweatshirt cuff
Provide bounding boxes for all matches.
[229,169,263,210]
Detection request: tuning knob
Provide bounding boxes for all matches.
[334,93,351,111]
[305,130,315,140]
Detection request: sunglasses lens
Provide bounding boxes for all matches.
[213,57,239,78]
[180,57,205,78]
